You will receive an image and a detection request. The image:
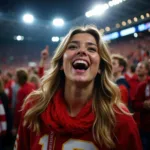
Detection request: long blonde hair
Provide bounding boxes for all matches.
[23,25,127,148]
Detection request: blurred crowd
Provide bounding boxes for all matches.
[0,37,150,150]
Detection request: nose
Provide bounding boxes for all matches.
[77,45,87,56]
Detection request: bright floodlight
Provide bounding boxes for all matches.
[52,36,59,42]
[23,14,34,24]
[134,33,138,38]
[85,0,126,18]
[53,18,64,27]
[15,35,24,41]
[85,4,109,17]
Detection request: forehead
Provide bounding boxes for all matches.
[69,33,97,44]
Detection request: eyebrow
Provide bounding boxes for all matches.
[69,40,97,46]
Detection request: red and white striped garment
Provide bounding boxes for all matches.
[0,99,7,136]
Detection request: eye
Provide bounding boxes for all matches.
[88,47,97,52]
[67,44,78,50]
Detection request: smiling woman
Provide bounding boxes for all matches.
[14,25,142,150]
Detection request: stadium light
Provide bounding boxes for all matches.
[85,0,126,18]
[116,23,120,28]
[140,15,144,20]
[120,27,136,37]
[108,0,123,7]
[52,18,64,27]
[133,17,138,22]
[127,19,132,24]
[100,29,105,33]
[105,26,110,32]
[23,14,34,24]
[103,32,119,41]
[52,36,59,42]
[146,13,150,18]
[134,33,138,38]
[122,21,126,26]
[85,4,109,17]
[14,35,24,41]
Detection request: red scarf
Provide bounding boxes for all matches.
[41,89,95,135]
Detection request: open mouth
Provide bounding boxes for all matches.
[72,60,89,70]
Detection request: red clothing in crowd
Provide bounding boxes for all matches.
[14,89,142,150]
[129,74,148,127]
[14,82,35,129]
[119,85,128,105]
[0,99,7,136]
[129,74,141,101]
[124,73,131,83]
[38,67,44,78]
[129,74,142,126]
[4,79,15,108]
[133,77,150,132]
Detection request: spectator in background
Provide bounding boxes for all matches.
[3,72,15,108]
[133,76,150,150]
[129,61,149,127]
[14,68,35,130]
[125,64,136,82]
[112,54,130,106]
[0,99,7,150]
[29,74,40,89]
[148,58,150,76]
[0,78,13,147]
[11,81,19,116]
[130,61,149,101]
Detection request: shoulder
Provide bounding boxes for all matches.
[119,85,128,91]
[114,105,137,132]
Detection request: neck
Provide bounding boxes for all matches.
[138,75,147,82]
[64,80,94,117]
[113,72,123,81]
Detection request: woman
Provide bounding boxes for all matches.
[14,68,35,129]
[14,26,142,150]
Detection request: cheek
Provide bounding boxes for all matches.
[63,53,69,67]
[92,55,100,68]
[62,52,73,70]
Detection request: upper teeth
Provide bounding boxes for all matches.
[73,60,88,66]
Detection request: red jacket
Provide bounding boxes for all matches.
[133,77,150,132]
[128,74,142,127]
[14,82,35,129]
[128,74,140,101]
[119,85,128,105]
[14,107,142,150]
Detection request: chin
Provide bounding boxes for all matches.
[73,77,93,84]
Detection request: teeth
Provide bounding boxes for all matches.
[73,60,88,66]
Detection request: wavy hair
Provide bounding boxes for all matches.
[23,25,127,149]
